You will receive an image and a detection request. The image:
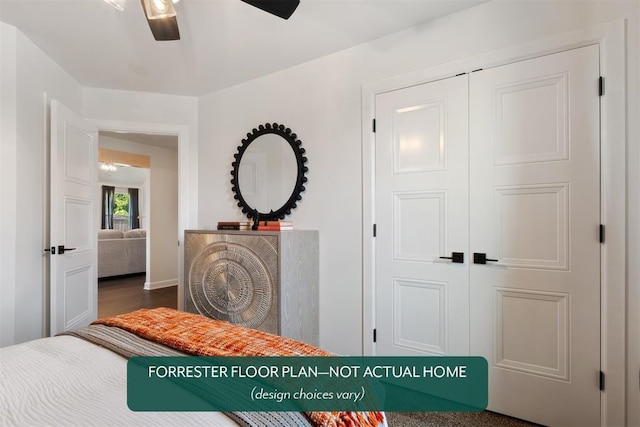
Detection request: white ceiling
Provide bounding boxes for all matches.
[0,0,488,96]
[98,162,149,186]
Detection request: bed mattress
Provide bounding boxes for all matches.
[0,335,240,426]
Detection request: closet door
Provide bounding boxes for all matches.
[469,45,601,426]
[374,74,469,357]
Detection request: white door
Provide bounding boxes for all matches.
[375,74,469,356]
[374,45,601,425]
[469,45,601,426]
[50,100,99,335]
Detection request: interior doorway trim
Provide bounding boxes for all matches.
[90,119,195,312]
[361,20,626,427]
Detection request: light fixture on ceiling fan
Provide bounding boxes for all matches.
[104,0,300,42]
[140,0,180,40]
[142,0,177,20]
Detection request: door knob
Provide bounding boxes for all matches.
[44,246,56,255]
[439,252,464,263]
[58,245,76,255]
[473,253,498,264]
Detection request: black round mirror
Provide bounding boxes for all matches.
[231,123,308,222]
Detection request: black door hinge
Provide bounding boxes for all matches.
[600,224,605,243]
[373,224,377,237]
[600,371,605,391]
[372,118,376,133]
[599,77,604,96]
[373,329,377,343]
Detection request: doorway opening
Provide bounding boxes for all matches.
[96,131,178,318]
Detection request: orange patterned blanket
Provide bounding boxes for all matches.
[93,308,386,427]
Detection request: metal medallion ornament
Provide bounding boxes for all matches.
[188,241,273,328]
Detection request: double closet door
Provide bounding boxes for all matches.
[374,45,601,426]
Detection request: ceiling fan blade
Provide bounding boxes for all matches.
[240,0,300,20]
[140,0,180,41]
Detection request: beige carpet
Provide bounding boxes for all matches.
[385,411,543,427]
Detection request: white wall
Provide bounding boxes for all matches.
[0,22,84,346]
[0,23,18,348]
[197,0,639,364]
[628,5,640,427]
[98,134,178,289]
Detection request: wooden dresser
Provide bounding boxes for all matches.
[184,230,318,346]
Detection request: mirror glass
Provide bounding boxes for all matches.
[238,133,297,214]
[231,123,308,221]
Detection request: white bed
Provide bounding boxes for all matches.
[0,336,240,426]
[0,309,387,427]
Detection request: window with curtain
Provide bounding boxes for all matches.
[102,186,141,230]
[112,190,130,231]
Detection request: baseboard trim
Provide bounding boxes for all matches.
[144,279,178,291]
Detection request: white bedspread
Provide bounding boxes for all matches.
[0,336,240,426]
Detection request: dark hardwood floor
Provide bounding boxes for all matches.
[98,273,177,318]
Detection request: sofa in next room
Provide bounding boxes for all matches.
[97,229,146,278]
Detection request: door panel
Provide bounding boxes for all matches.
[50,100,99,335]
[493,183,569,269]
[375,74,469,356]
[469,45,601,426]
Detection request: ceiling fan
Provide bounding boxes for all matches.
[107,0,300,41]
